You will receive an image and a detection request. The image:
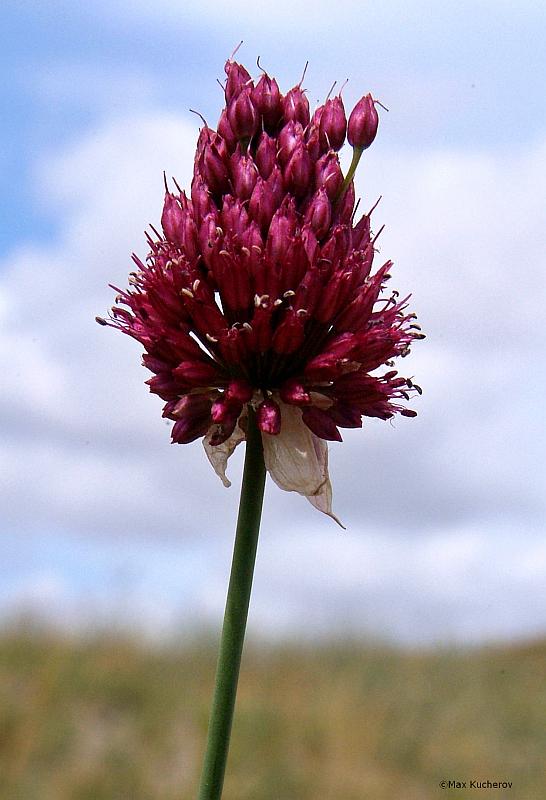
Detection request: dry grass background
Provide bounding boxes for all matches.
[0,627,545,799]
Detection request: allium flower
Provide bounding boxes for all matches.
[97,58,423,524]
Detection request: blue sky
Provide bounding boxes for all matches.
[1,1,546,644]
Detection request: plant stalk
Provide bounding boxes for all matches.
[197,409,266,800]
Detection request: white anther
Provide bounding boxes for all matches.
[181,288,194,299]
[254,294,270,307]
[205,333,219,343]
[192,279,201,292]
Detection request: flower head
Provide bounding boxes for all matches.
[97,58,423,525]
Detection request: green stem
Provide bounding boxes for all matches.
[336,145,364,201]
[197,409,266,800]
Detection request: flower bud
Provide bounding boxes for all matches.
[212,394,243,425]
[320,224,350,268]
[254,132,277,179]
[301,407,342,441]
[304,188,331,240]
[217,109,237,151]
[283,86,310,126]
[226,378,253,404]
[221,197,249,238]
[266,198,298,263]
[161,193,184,245]
[252,73,282,129]
[283,140,312,197]
[334,179,355,225]
[198,213,222,267]
[230,150,259,200]
[277,121,304,168]
[315,151,343,200]
[199,134,229,195]
[160,192,199,259]
[194,125,213,165]
[352,213,371,249]
[347,94,379,149]
[319,96,347,151]
[172,360,220,386]
[311,105,325,128]
[279,378,311,406]
[170,395,212,443]
[249,166,284,233]
[224,60,252,103]
[257,398,281,435]
[227,86,258,140]
[190,175,214,225]
[305,124,321,161]
[272,308,307,354]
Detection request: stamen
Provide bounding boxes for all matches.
[229,40,244,61]
[298,60,309,87]
[325,81,337,102]
[190,108,209,127]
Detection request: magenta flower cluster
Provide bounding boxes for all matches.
[99,58,422,470]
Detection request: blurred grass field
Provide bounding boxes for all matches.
[0,626,544,800]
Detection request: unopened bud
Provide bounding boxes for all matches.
[224,60,252,103]
[282,86,310,126]
[227,86,258,140]
[266,199,298,263]
[217,109,237,151]
[347,94,379,149]
[305,124,321,160]
[319,96,347,151]
[277,121,304,168]
[252,73,283,129]
[255,132,277,179]
[212,395,242,425]
[190,175,214,225]
[230,151,259,200]
[315,151,343,200]
[161,193,184,245]
[257,398,281,435]
[199,134,229,195]
[283,140,312,197]
[249,166,284,232]
[304,188,332,239]
[279,378,311,406]
[226,378,253,404]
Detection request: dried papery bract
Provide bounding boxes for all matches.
[99,57,423,524]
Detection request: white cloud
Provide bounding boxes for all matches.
[2,106,545,642]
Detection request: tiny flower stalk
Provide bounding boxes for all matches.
[97,54,424,800]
